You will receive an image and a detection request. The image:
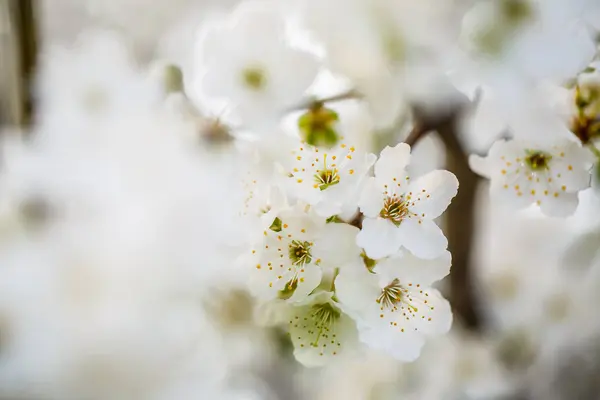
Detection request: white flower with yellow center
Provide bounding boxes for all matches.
[287,291,359,367]
[335,251,452,362]
[469,138,594,217]
[248,207,360,303]
[287,142,377,217]
[194,1,319,127]
[356,143,458,259]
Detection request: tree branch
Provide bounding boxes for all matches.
[0,0,38,128]
[285,89,361,113]
[412,98,484,332]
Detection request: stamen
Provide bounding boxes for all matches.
[310,303,340,346]
[288,240,312,265]
[313,154,340,190]
[377,279,404,309]
[524,150,551,171]
[379,196,410,226]
[376,279,419,313]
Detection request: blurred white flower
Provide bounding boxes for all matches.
[300,0,463,128]
[460,0,596,86]
[470,138,594,216]
[194,1,319,128]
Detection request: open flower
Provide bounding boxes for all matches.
[248,207,360,303]
[287,291,359,367]
[335,250,452,362]
[470,138,594,216]
[356,143,458,259]
[195,1,318,127]
[286,142,376,217]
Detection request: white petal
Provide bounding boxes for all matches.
[358,324,425,362]
[375,251,452,286]
[288,263,323,303]
[469,154,491,178]
[539,191,579,217]
[396,218,448,259]
[312,223,361,268]
[407,170,459,219]
[550,143,593,192]
[289,303,358,367]
[313,200,342,218]
[334,262,381,319]
[489,172,536,211]
[356,218,402,259]
[358,177,384,218]
[374,143,411,183]
[400,288,453,336]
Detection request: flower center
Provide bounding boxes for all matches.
[242,67,266,90]
[314,169,340,191]
[525,150,551,171]
[376,279,404,310]
[379,196,410,226]
[288,240,312,265]
[310,303,340,346]
[376,279,419,314]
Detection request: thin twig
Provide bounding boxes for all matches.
[285,89,361,113]
[403,123,429,147]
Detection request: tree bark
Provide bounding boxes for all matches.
[411,98,484,331]
[0,0,37,128]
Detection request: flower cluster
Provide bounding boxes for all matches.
[469,66,600,217]
[239,141,457,366]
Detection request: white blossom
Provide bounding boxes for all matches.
[247,206,360,302]
[194,1,319,127]
[470,138,594,217]
[335,250,452,362]
[357,143,458,259]
[287,292,359,367]
[285,141,376,217]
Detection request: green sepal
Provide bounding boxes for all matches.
[298,105,340,148]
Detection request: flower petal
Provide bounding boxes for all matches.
[356,218,402,259]
[358,177,385,218]
[312,223,361,268]
[374,143,411,183]
[289,301,358,367]
[358,324,425,362]
[407,170,458,219]
[539,191,579,217]
[375,251,452,286]
[396,218,448,259]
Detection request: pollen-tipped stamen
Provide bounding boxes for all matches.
[524,150,551,171]
[288,240,312,266]
[314,169,340,191]
[311,303,340,346]
[379,196,410,226]
[376,279,419,313]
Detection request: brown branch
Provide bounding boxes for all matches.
[285,89,361,113]
[403,122,429,147]
[411,97,484,332]
[0,0,38,129]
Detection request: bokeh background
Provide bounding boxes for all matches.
[1,1,600,399]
